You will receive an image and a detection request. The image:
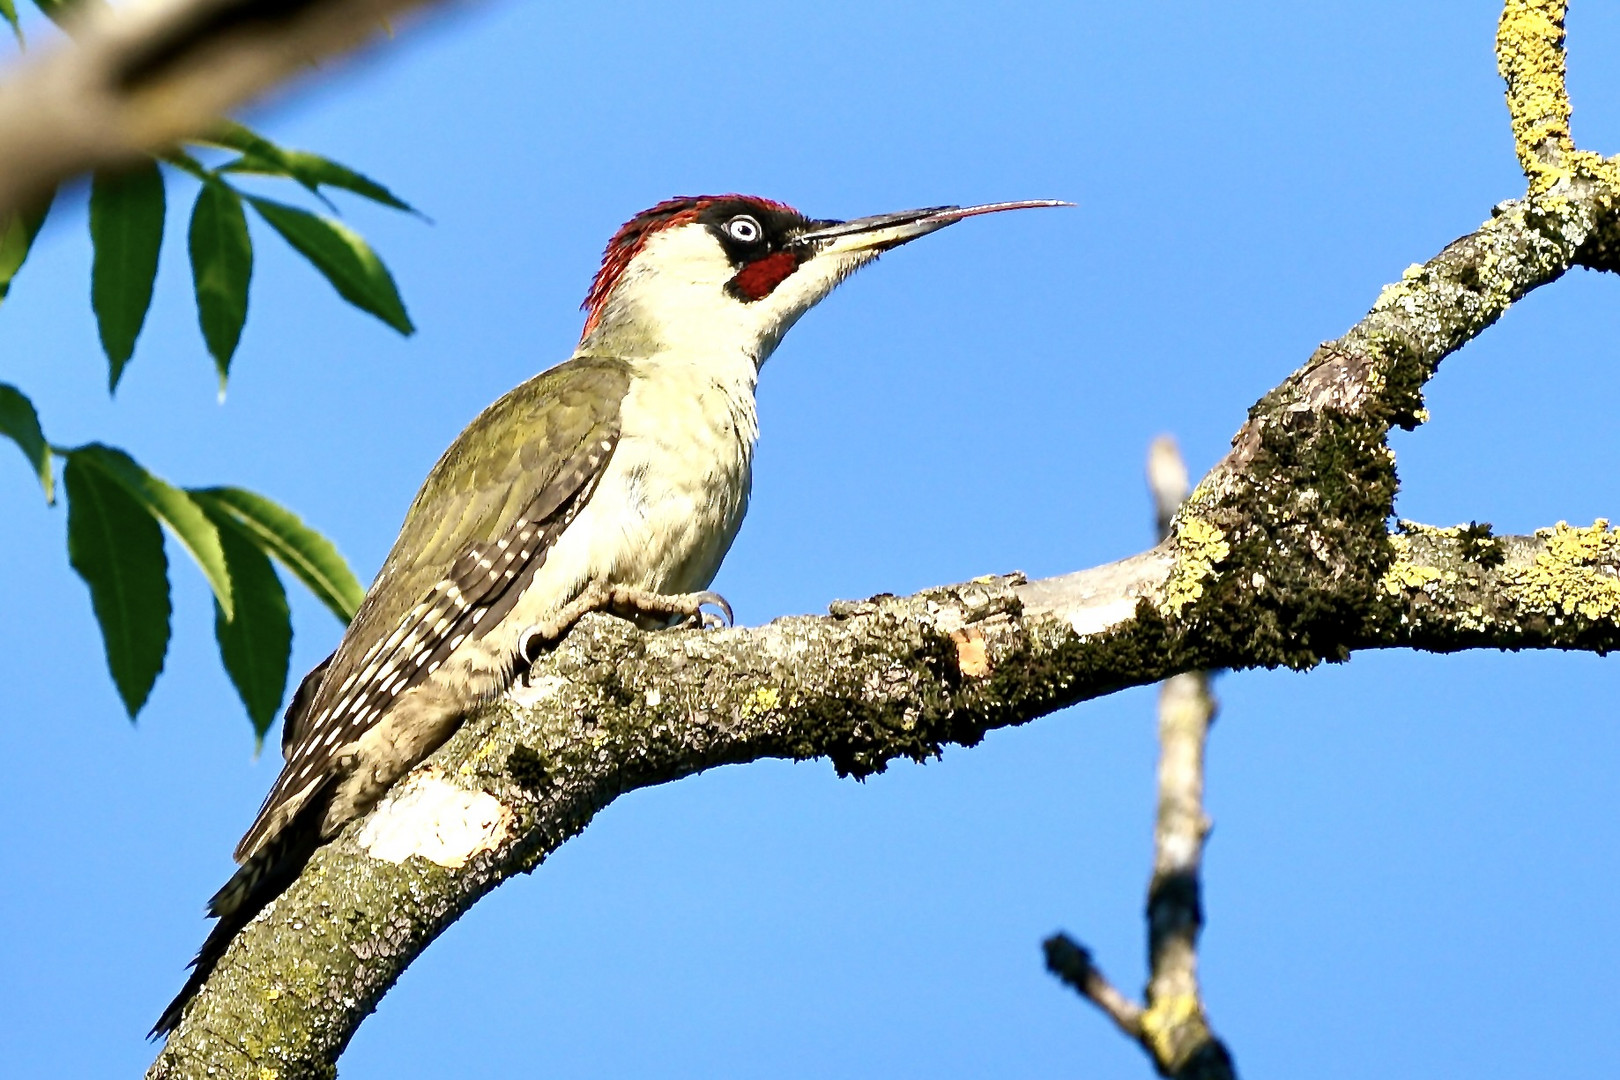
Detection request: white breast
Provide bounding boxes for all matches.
[309,358,761,820]
[501,355,759,639]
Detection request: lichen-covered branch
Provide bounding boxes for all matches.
[1496,0,1620,269]
[146,3,1620,1076]
[1373,520,1620,653]
[1157,186,1595,676]
[148,521,1620,1078]
[148,570,1189,1079]
[0,0,451,216]
[1498,0,1577,192]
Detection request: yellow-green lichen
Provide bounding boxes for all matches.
[1381,559,1444,596]
[456,736,504,777]
[1505,519,1620,622]
[740,686,780,717]
[1139,992,1210,1069]
[1371,278,1415,316]
[1372,263,1431,314]
[1495,1,1620,193]
[1161,517,1230,618]
[1380,533,1440,596]
[1381,523,1503,610]
[1497,0,1574,193]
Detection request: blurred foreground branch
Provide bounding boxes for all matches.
[0,0,450,215]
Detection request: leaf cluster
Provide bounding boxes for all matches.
[3,395,365,736]
[2,6,420,739]
[82,130,417,394]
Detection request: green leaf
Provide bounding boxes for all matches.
[0,382,52,501]
[70,444,234,620]
[246,195,413,335]
[0,0,19,50]
[228,151,417,215]
[191,486,363,623]
[205,122,417,214]
[196,122,282,163]
[90,162,166,391]
[64,454,171,718]
[204,503,292,739]
[158,149,211,183]
[0,189,52,309]
[188,180,253,389]
[30,0,70,28]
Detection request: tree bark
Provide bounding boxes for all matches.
[146,505,1620,1077]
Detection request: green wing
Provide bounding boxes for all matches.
[349,354,631,648]
[239,355,632,861]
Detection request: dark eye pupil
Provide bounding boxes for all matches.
[730,217,760,241]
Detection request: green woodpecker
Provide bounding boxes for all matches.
[153,194,1067,1037]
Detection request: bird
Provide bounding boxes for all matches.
[152,193,1069,1038]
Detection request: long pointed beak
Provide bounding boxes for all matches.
[793,199,1073,255]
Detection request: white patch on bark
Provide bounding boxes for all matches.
[357,770,511,868]
[506,674,567,707]
[1067,595,1143,637]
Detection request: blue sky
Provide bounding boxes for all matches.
[3,1,1619,1076]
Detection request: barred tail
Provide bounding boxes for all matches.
[150,802,326,1040]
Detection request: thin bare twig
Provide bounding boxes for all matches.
[1042,934,1144,1038]
[1141,666,1229,1077]
[1044,437,1235,1079]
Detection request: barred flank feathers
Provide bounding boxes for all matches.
[279,652,333,761]
[156,356,631,1039]
[235,432,619,864]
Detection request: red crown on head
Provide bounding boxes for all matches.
[580,194,797,338]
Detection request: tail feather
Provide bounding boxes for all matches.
[150,804,326,1040]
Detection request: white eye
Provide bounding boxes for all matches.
[725,215,762,243]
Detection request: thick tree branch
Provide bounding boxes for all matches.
[148,524,1620,1078]
[147,2,1620,1075]
[0,0,449,215]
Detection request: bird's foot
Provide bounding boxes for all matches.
[606,585,733,630]
[516,584,733,670]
